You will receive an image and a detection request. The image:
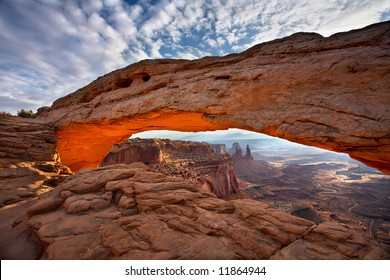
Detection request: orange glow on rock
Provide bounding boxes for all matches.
[56,111,229,171]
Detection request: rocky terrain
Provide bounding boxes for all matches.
[17,163,390,259]
[228,141,390,246]
[0,116,71,259]
[35,21,390,174]
[0,116,71,207]
[1,116,388,259]
[100,138,240,198]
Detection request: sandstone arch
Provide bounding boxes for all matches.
[36,21,390,173]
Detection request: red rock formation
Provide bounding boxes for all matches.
[0,117,387,259]
[0,116,71,259]
[19,163,388,260]
[100,138,240,198]
[0,116,71,207]
[35,21,390,174]
[100,140,162,166]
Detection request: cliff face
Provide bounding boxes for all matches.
[0,116,71,259]
[100,138,239,199]
[35,21,390,174]
[210,144,227,154]
[0,116,71,207]
[100,140,162,166]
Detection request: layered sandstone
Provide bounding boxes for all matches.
[20,163,387,260]
[100,138,239,198]
[0,116,71,207]
[35,21,390,174]
[0,116,71,259]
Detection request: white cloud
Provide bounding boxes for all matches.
[175,51,199,60]
[204,37,218,48]
[80,0,103,14]
[103,0,120,7]
[0,0,389,114]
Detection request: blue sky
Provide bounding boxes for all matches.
[1,0,389,114]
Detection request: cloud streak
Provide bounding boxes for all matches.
[0,0,389,114]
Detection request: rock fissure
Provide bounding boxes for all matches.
[306,103,382,122]
[268,224,319,259]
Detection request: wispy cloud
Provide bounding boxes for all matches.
[0,0,389,114]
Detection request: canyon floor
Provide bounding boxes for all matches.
[212,138,390,246]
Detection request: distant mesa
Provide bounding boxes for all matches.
[210,143,227,155]
[230,142,242,156]
[229,141,278,185]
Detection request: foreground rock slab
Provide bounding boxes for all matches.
[25,163,387,259]
[35,21,390,173]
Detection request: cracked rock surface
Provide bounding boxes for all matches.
[25,163,388,259]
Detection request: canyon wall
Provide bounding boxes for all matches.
[100,140,162,166]
[35,21,390,174]
[0,116,71,207]
[100,138,239,198]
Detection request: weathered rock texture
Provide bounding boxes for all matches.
[35,21,390,173]
[0,116,71,259]
[0,116,71,207]
[23,163,388,259]
[100,138,239,198]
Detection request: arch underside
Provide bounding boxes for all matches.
[36,21,390,173]
[56,108,389,174]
